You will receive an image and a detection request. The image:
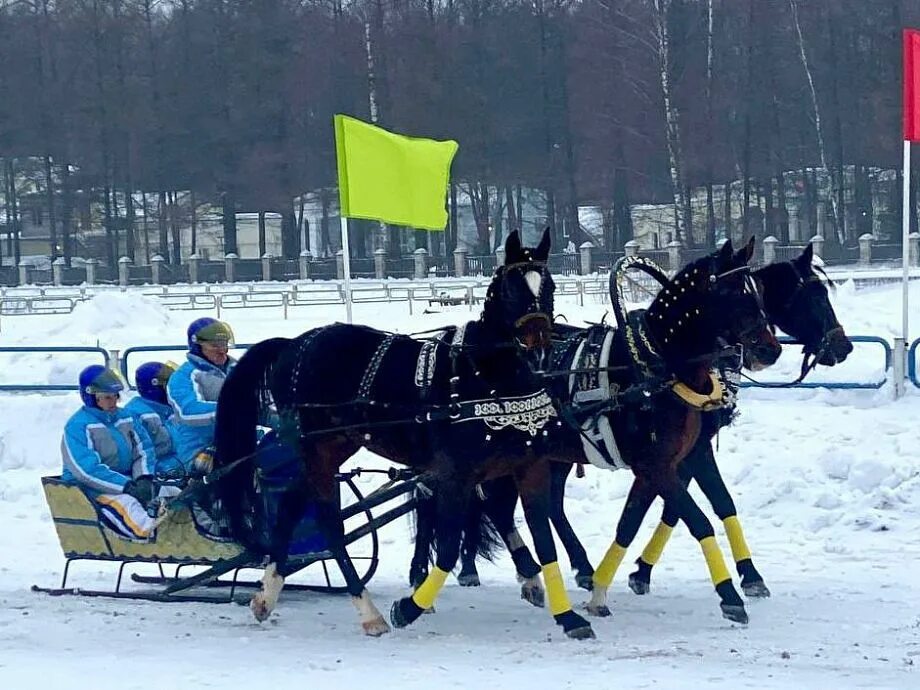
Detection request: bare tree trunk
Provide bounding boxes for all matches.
[190,190,197,255]
[320,189,331,257]
[505,187,519,237]
[169,191,181,264]
[790,0,843,244]
[61,161,74,265]
[653,0,689,245]
[258,210,266,257]
[158,190,169,259]
[141,192,151,264]
[704,0,716,248]
[449,183,458,253]
[103,186,115,266]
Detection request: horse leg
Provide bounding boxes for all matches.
[409,486,435,588]
[480,476,543,607]
[587,477,656,617]
[549,462,593,590]
[391,477,466,629]
[657,475,748,624]
[457,495,483,586]
[692,443,770,598]
[517,459,594,640]
[250,488,303,622]
[315,493,390,636]
[628,459,693,595]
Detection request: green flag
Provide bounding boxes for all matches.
[334,115,458,231]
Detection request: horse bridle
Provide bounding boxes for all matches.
[739,263,842,387]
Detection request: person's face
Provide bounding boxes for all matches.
[200,340,229,367]
[95,392,119,412]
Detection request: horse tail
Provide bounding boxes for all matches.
[213,337,291,549]
[411,485,505,567]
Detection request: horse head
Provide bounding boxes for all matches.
[754,243,853,366]
[481,228,555,371]
[643,238,781,372]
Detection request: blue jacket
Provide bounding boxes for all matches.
[61,405,157,496]
[166,353,235,467]
[124,396,182,475]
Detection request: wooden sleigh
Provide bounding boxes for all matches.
[33,468,419,604]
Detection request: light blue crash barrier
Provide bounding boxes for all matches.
[119,344,252,388]
[908,338,920,389]
[739,335,892,390]
[0,346,111,391]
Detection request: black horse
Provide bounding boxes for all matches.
[212,230,607,639]
[413,243,851,619]
[411,238,783,624]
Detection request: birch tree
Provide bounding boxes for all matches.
[789,0,844,245]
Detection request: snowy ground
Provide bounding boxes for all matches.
[1,279,919,689]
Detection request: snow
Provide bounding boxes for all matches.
[1,280,919,689]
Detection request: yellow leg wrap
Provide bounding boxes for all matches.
[640,522,674,565]
[700,536,731,586]
[411,567,449,609]
[542,562,572,616]
[592,542,627,589]
[723,516,752,562]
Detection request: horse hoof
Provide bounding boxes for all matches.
[720,603,749,624]
[250,594,272,622]
[742,580,771,598]
[390,597,424,629]
[585,604,611,618]
[575,573,594,591]
[362,616,391,637]
[566,625,596,640]
[457,572,481,587]
[555,610,595,640]
[628,573,650,595]
[520,583,545,608]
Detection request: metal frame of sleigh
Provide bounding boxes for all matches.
[33,466,421,604]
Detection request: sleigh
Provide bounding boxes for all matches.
[33,467,419,604]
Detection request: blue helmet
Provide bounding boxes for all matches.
[79,365,125,408]
[135,361,177,405]
[187,317,234,356]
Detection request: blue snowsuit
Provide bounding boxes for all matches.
[124,396,182,475]
[166,353,235,469]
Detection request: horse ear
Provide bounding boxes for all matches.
[734,235,756,265]
[717,238,734,266]
[534,227,551,261]
[505,231,522,261]
[797,242,814,268]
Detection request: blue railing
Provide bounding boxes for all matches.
[739,335,892,390]
[0,346,110,391]
[908,337,920,388]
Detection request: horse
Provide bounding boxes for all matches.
[416,243,851,616]
[211,230,604,640]
[625,242,853,597]
[410,238,783,625]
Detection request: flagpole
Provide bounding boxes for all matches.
[340,216,353,323]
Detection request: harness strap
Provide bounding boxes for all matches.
[357,334,396,401]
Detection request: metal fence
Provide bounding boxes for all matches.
[0,334,913,393]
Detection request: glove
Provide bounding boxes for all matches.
[193,446,215,475]
[123,476,156,504]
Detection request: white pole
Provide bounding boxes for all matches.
[340,216,353,323]
[903,140,911,343]
[895,140,911,398]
